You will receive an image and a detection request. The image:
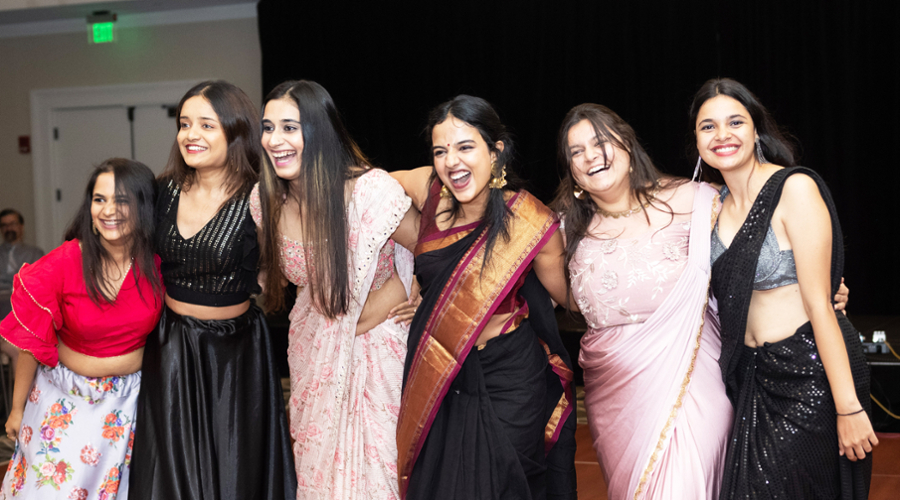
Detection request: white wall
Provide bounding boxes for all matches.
[0,16,261,247]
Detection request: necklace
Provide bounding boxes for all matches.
[596,187,660,219]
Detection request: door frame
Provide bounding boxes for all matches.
[30,80,203,250]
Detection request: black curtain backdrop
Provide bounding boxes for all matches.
[258,0,899,315]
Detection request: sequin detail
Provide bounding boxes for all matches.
[155,180,258,306]
[710,185,798,290]
[712,168,871,498]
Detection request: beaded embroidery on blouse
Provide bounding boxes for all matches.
[570,220,691,329]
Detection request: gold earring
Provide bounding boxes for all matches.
[629,165,634,174]
[573,185,584,199]
[489,162,507,189]
[440,184,452,199]
[92,221,99,235]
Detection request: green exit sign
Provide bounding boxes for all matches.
[91,22,115,43]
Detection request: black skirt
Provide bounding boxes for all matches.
[720,313,872,499]
[406,319,577,500]
[129,304,296,500]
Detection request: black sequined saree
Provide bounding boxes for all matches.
[712,167,871,499]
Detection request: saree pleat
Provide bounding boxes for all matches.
[398,191,577,500]
[579,183,732,500]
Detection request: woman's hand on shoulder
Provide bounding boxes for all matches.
[391,167,433,211]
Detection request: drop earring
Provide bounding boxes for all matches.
[755,137,768,164]
[573,185,584,199]
[489,162,507,189]
[692,156,702,182]
[440,184,452,199]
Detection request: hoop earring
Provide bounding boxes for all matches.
[755,137,768,164]
[573,185,584,199]
[489,162,507,189]
[440,184,452,199]
[692,156,702,182]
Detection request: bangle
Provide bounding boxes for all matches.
[836,408,865,417]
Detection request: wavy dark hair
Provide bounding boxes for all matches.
[160,80,260,197]
[424,95,522,265]
[550,103,684,308]
[687,78,798,184]
[64,158,161,305]
[257,80,371,316]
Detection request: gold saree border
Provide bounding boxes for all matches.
[397,192,557,497]
[415,226,476,255]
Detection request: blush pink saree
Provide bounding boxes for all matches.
[573,183,732,500]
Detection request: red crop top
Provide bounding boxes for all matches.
[0,239,163,367]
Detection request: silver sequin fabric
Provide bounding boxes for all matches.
[710,185,798,290]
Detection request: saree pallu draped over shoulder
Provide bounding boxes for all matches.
[712,167,872,499]
[579,183,732,500]
[397,191,577,500]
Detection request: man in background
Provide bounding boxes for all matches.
[0,208,45,372]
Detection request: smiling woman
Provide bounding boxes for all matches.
[392,95,577,500]
[128,81,296,500]
[550,103,731,500]
[691,78,875,499]
[0,159,163,499]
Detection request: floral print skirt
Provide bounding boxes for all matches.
[0,362,140,500]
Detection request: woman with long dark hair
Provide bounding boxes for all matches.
[128,81,295,500]
[251,80,418,499]
[690,77,876,498]
[392,95,577,500]
[0,159,162,499]
[551,103,733,499]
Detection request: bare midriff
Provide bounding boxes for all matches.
[744,283,810,347]
[58,341,144,378]
[165,294,250,321]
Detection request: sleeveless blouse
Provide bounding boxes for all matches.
[710,185,798,290]
[155,179,260,307]
[570,217,691,329]
[248,182,395,291]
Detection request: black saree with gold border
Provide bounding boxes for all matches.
[397,187,577,500]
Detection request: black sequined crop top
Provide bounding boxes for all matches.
[155,180,261,307]
[710,185,798,290]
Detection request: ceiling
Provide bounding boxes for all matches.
[0,0,253,26]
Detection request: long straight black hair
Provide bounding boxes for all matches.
[64,158,161,305]
[687,78,798,184]
[424,95,522,265]
[257,80,371,317]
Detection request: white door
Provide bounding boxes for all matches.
[49,104,179,243]
[50,106,131,243]
[133,104,178,176]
